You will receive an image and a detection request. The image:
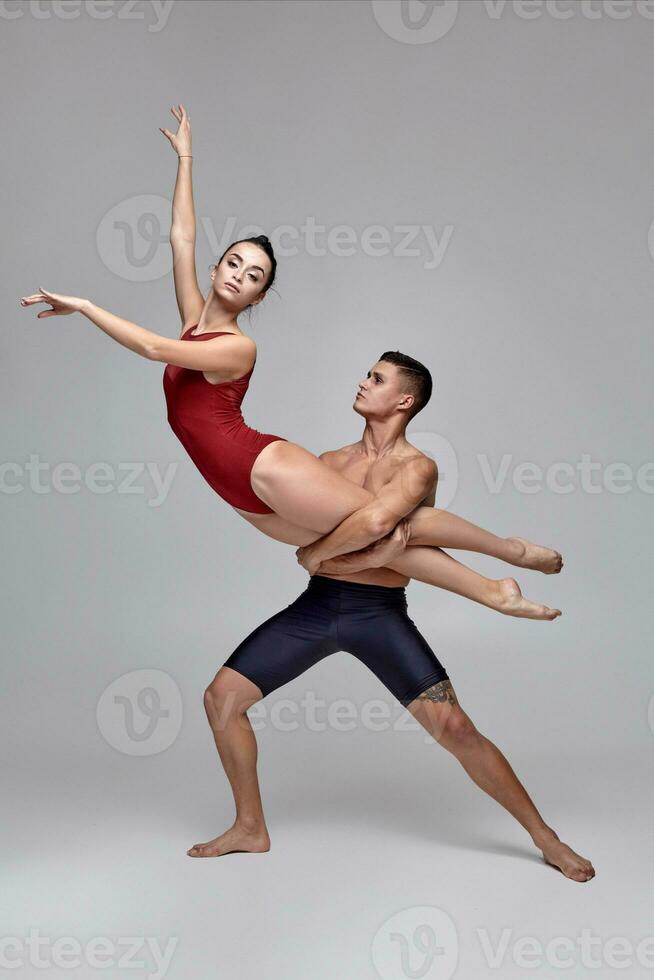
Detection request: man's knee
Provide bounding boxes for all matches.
[204,667,260,719]
[440,706,481,750]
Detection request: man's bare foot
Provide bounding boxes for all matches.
[187,822,271,858]
[489,577,561,620]
[533,828,595,882]
[506,537,563,574]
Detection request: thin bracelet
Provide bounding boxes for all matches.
[179,154,193,158]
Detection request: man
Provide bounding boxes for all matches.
[188,351,595,883]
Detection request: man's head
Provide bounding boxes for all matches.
[354,351,433,426]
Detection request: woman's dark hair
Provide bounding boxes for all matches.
[378,350,433,421]
[210,235,278,317]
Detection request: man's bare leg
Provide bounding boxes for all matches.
[187,667,271,858]
[407,681,596,882]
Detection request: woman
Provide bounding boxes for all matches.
[20,104,562,620]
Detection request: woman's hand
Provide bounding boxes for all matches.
[159,104,192,158]
[20,287,87,317]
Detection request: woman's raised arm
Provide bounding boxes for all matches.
[160,105,205,334]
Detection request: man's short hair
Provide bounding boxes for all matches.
[378,350,433,421]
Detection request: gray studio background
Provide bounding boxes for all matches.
[2,1,652,978]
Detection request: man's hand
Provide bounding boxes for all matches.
[295,544,322,575]
[297,455,437,568]
[296,518,411,576]
[354,518,411,568]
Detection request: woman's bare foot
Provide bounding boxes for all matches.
[506,537,563,574]
[533,828,595,882]
[488,577,561,620]
[187,822,271,858]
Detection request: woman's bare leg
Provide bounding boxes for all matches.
[385,546,561,620]
[187,667,271,858]
[246,442,562,575]
[249,441,374,534]
[407,507,562,574]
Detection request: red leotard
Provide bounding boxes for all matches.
[163,325,286,514]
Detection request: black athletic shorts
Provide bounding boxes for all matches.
[222,574,449,707]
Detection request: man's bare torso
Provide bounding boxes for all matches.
[320,442,435,587]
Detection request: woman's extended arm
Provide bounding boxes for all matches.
[19,288,255,377]
[160,104,205,331]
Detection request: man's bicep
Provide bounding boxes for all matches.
[373,458,437,524]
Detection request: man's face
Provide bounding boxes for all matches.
[353,360,412,419]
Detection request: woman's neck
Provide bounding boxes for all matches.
[195,290,242,334]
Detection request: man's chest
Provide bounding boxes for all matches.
[330,456,401,495]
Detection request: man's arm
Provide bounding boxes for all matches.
[314,520,411,575]
[300,455,437,568]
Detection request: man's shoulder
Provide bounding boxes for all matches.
[318,442,360,467]
[391,450,438,489]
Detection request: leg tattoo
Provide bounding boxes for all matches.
[416,679,458,706]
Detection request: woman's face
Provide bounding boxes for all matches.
[212,243,271,309]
